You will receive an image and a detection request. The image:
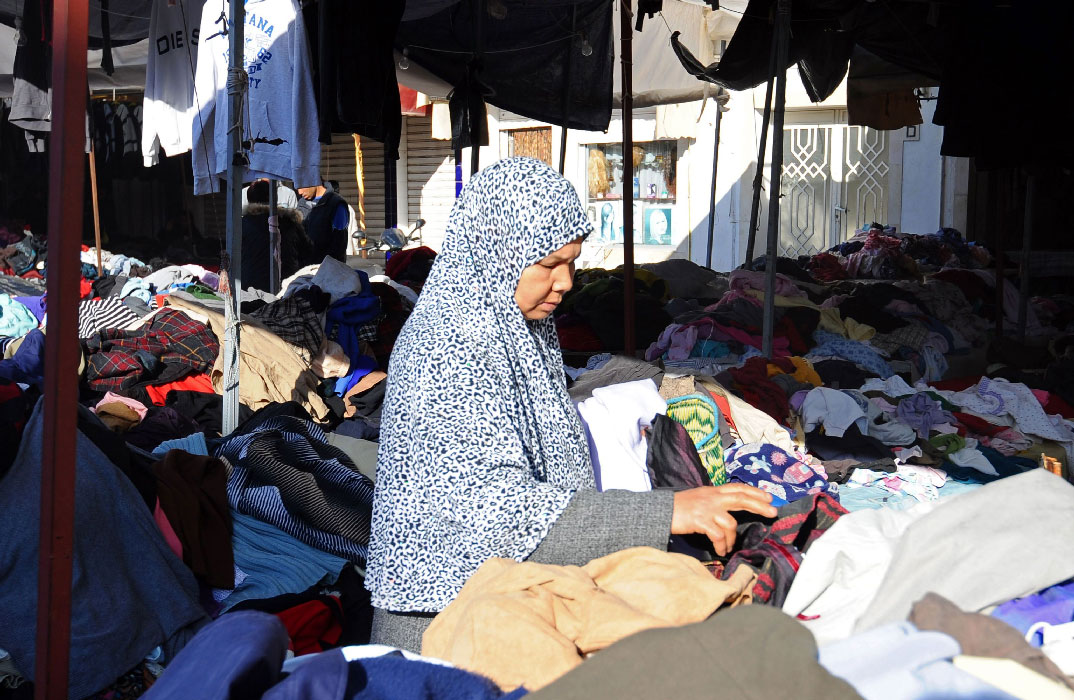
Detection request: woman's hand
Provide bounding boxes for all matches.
[671,484,778,555]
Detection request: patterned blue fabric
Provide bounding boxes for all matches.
[367,158,595,613]
[724,442,831,503]
[806,329,895,378]
[216,415,375,562]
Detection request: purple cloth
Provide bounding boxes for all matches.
[895,393,955,439]
[13,295,45,323]
[992,578,1074,646]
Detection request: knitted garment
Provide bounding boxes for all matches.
[665,394,728,486]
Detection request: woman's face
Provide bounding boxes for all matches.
[514,237,583,320]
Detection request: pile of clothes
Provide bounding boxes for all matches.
[0,243,436,697]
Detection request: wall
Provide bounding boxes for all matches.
[899,98,943,235]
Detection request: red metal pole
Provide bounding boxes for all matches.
[620,0,636,355]
[36,0,89,697]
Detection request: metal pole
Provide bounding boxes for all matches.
[620,0,636,355]
[761,0,791,359]
[221,0,246,436]
[744,40,779,270]
[471,0,486,177]
[1017,173,1036,341]
[993,173,1005,339]
[385,141,398,228]
[268,179,281,294]
[37,0,88,697]
[705,105,723,269]
[88,130,103,277]
[559,5,576,175]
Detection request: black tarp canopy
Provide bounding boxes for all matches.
[670,0,1074,169]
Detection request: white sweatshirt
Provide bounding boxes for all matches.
[191,0,320,195]
[142,0,205,167]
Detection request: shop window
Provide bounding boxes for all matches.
[507,127,553,166]
[585,141,676,245]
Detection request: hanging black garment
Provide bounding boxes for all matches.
[304,191,349,264]
[303,0,405,157]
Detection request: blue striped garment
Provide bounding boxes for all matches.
[216,415,375,563]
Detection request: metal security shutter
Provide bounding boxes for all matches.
[319,134,386,233]
[405,114,455,250]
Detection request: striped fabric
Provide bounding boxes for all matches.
[216,415,375,563]
[77,297,140,338]
[665,393,728,486]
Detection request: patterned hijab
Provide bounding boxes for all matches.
[366,158,595,612]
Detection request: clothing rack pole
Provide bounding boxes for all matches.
[744,37,779,271]
[221,0,246,436]
[36,0,89,697]
[621,0,636,355]
[385,141,398,229]
[1017,173,1036,342]
[558,5,576,175]
[761,0,790,359]
[705,103,723,269]
[268,179,281,295]
[471,0,486,177]
[88,130,104,277]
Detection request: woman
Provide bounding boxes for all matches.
[366,158,776,651]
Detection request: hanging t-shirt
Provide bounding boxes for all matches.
[191,0,321,195]
[143,0,206,166]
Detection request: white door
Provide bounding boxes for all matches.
[778,110,891,256]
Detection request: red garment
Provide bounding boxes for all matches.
[707,391,737,434]
[727,356,791,423]
[80,277,94,298]
[952,412,1005,437]
[1044,394,1074,420]
[21,270,43,280]
[928,376,981,393]
[81,244,90,252]
[384,245,436,282]
[143,373,216,406]
[275,599,343,655]
[809,253,848,282]
[557,321,603,352]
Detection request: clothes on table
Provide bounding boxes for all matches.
[785,469,1074,645]
[645,413,711,489]
[911,592,1074,692]
[143,373,216,406]
[724,442,830,503]
[819,621,1020,700]
[215,511,348,614]
[217,414,375,563]
[664,393,728,485]
[800,387,868,438]
[145,610,520,700]
[422,546,756,691]
[806,329,896,379]
[576,378,664,493]
[82,308,219,392]
[77,296,141,338]
[896,392,956,438]
[0,294,37,337]
[152,450,234,589]
[0,401,207,699]
[714,493,846,607]
[168,295,333,421]
[992,579,1074,645]
[527,605,859,700]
